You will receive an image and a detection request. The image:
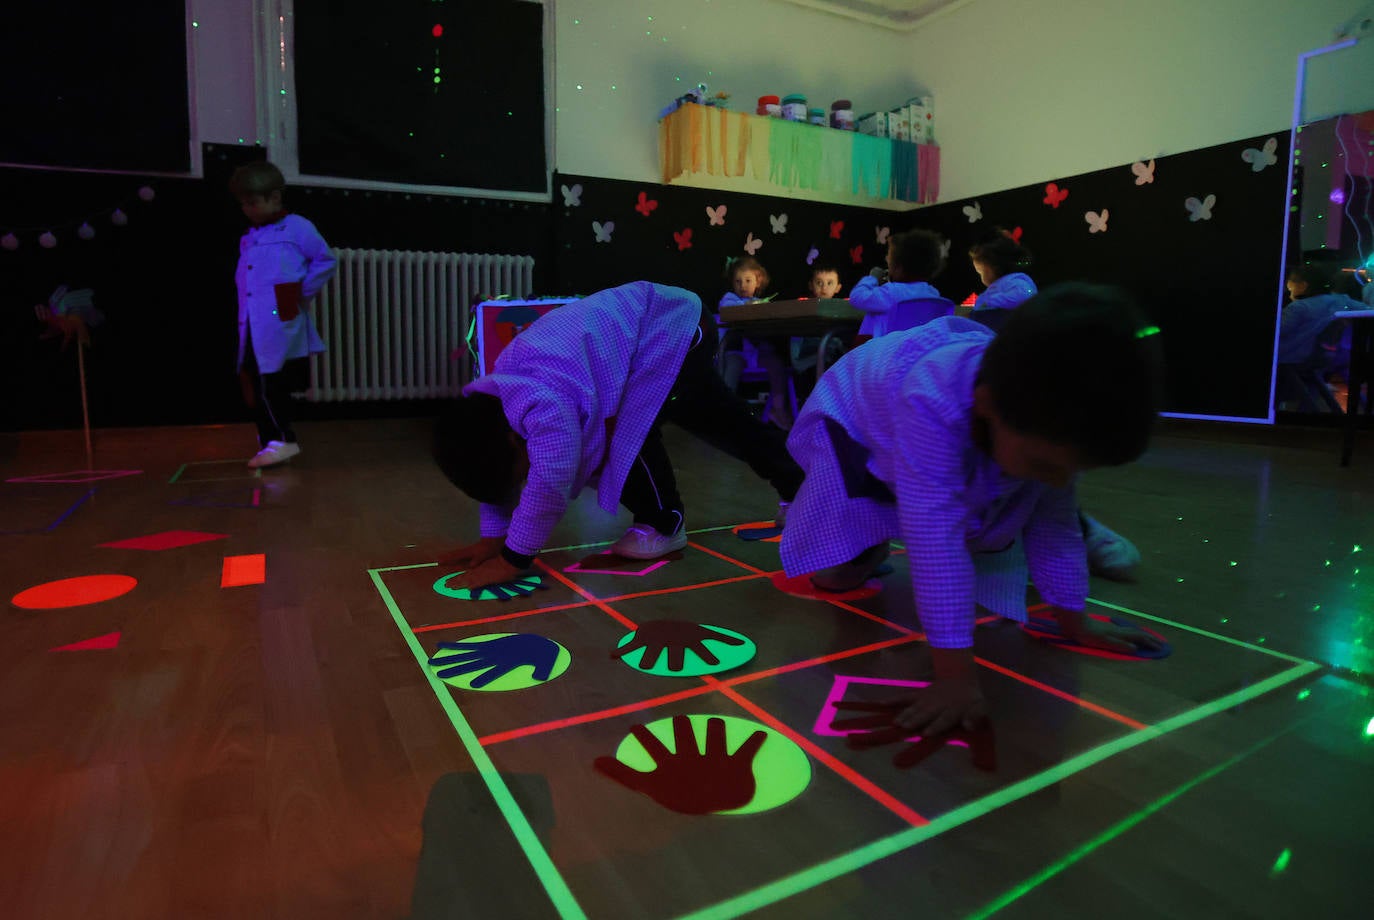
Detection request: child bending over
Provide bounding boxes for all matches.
[781,284,1164,735]
[434,282,803,590]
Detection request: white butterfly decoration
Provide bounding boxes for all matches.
[743,233,763,255]
[1085,209,1110,234]
[1131,159,1156,185]
[770,213,788,234]
[1184,194,1216,222]
[806,246,820,265]
[875,226,890,244]
[706,205,727,226]
[939,239,952,260]
[560,183,583,207]
[1240,137,1278,173]
[962,201,983,223]
[592,220,614,243]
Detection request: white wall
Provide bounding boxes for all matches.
[552,0,923,206]
[891,0,1367,201]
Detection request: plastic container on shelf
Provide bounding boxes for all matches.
[756,94,782,117]
[808,107,827,126]
[830,99,855,130]
[781,94,808,121]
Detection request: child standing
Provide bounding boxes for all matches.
[781,285,1164,735]
[229,162,336,468]
[849,228,954,339]
[433,282,803,589]
[719,257,795,430]
[968,231,1037,332]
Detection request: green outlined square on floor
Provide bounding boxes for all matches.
[368,551,1321,920]
[168,459,262,484]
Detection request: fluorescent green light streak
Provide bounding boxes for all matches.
[1365,716,1374,737]
[671,661,1319,920]
[1086,597,1315,665]
[1271,848,1292,875]
[369,568,587,919]
[966,738,1277,920]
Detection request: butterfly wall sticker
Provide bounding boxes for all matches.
[1084,210,1110,234]
[962,201,983,223]
[1044,183,1070,208]
[770,213,788,234]
[560,183,583,207]
[1184,194,1216,222]
[806,246,819,265]
[1240,138,1278,173]
[829,220,845,239]
[875,226,890,244]
[635,191,659,217]
[743,232,763,255]
[592,221,615,243]
[674,228,693,251]
[706,205,727,226]
[1131,160,1156,185]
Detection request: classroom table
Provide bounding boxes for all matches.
[715,298,863,382]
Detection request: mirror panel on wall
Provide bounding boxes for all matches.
[1279,37,1374,416]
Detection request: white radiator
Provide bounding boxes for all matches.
[308,249,536,402]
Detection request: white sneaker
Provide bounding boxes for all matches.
[247,440,301,469]
[1083,516,1140,581]
[610,524,688,559]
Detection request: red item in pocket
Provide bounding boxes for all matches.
[274,282,303,321]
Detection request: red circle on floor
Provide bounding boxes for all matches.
[770,571,880,601]
[12,574,138,609]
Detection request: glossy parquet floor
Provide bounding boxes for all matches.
[1,418,1370,919]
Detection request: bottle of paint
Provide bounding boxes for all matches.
[808,107,827,126]
[781,94,808,121]
[756,95,782,117]
[830,99,855,130]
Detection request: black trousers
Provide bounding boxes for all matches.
[240,329,306,447]
[618,327,805,535]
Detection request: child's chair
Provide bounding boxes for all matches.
[1277,317,1350,413]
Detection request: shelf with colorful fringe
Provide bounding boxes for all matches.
[658,103,939,204]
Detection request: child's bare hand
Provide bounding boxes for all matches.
[437,536,505,568]
[443,556,523,591]
[1054,607,1163,654]
[834,678,987,739]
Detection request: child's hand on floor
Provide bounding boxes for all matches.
[443,556,524,592]
[1053,607,1164,654]
[438,536,505,568]
[893,678,988,736]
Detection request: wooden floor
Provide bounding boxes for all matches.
[1,418,1370,919]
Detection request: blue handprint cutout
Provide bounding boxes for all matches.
[433,573,545,601]
[427,632,570,691]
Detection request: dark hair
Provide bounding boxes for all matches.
[229,161,286,199]
[433,393,519,504]
[725,256,769,293]
[1285,264,1329,298]
[888,228,945,280]
[977,283,1163,466]
[969,230,1032,278]
[809,262,841,280]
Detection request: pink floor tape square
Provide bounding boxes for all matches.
[7,470,142,484]
[99,530,229,551]
[563,551,671,577]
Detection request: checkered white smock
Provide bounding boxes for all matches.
[465,282,700,557]
[780,317,1088,649]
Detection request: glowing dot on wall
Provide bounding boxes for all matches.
[39,232,56,248]
[111,209,128,226]
[137,185,155,201]
[78,223,95,240]
[1,233,18,250]
[432,23,443,37]
[1331,189,1347,205]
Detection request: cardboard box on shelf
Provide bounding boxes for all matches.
[888,107,911,142]
[857,111,889,137]
[906,96,935,144]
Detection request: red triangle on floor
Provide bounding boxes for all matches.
[50,631,121,652]
[99,530,229,551]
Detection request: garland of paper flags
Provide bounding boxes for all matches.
[0,183,158,252]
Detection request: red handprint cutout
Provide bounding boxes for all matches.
[594,715,768,814]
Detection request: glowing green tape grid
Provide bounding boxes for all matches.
[672,660,1320,920]
[369,568,587,920]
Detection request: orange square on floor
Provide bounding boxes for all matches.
[221,554,265,587]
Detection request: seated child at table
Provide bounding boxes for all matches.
[433,282,803,589]
[780,284,1165,735]
[849,228,954,340]
[968,230,1037,332]
[719,256,796,430]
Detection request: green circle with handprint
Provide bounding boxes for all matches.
[612,714,810,814]
[428,632,571,691]
[614,621,757,677]
[433,573,543,601]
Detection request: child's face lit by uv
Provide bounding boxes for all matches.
[975,385,1087,488]
[809,271,842,298]
[1285,276,1309,301]
[239,190,283,225]
[732,270,762,299]
[972,256,997,288]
